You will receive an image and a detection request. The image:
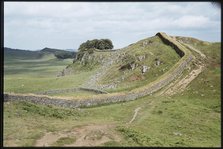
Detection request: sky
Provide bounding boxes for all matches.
[4,2,221,51]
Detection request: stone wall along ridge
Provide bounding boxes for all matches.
[4,32,193,108]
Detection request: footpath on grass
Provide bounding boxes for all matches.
[4,32,194,108]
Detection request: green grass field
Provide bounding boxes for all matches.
[4,53,98,94]
[4,86,220,146]
[3,37,221,147]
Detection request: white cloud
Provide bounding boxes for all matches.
[174,15,209,28]
[4,2,221,50]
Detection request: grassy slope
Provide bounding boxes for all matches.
[102,36,181,92]
[4,50,96,94]
[3,37,221,147]
[70,35,181,92]
[4,47,41,60]
[4,35,181,95]
[4,89,220,147]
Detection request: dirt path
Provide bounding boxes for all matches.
[128,107,141,124]
[162,64,204,96]
[35,124,121,147]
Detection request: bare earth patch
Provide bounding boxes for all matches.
[35,124,121,147]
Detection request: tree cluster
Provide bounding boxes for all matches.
[78,39,114,51]
[54,51,76,59]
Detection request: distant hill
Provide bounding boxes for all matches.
[65,49,76,52]
[4,47,41,60]
[4,47,76,60]
[41,47,76,59]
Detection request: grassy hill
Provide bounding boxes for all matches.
[3,33,221,147]
[4,47,76,60]
[4,47,41,60]
[4,47,78,93]
[40,47,76,59]
[67,35,181,92]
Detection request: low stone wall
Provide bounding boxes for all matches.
[36,87,108,95]
[156,32,185,57]
[79,87,108,94]
[4,32,193,108]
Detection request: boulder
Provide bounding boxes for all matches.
[138,55,146,61]
[155,58,161,66]
[119,62,136,71]
[142,41,148,47]
[142,65,150,73]
[130,63,136,70]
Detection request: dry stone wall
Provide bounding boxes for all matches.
[4,32,193,108]
[156,32,185,57]
[36,87,108,95]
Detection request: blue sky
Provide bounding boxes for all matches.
[4,2,221,51]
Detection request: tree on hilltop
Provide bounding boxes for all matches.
[78,39,114,52]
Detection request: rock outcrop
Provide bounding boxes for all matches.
[142,65,149,74]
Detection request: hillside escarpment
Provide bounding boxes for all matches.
[67,33,182,91]
[4,32,194,108]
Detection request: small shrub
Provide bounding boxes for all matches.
[54,52,74,59]
[20,101,80,119]
[52,137,76,146]
[103,141,121,146]
[157,110,163,114]
[116,126,162,146]
[118,127,148,145]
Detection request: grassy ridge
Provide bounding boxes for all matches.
[4,47,41,60]
[102,36,181,92]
